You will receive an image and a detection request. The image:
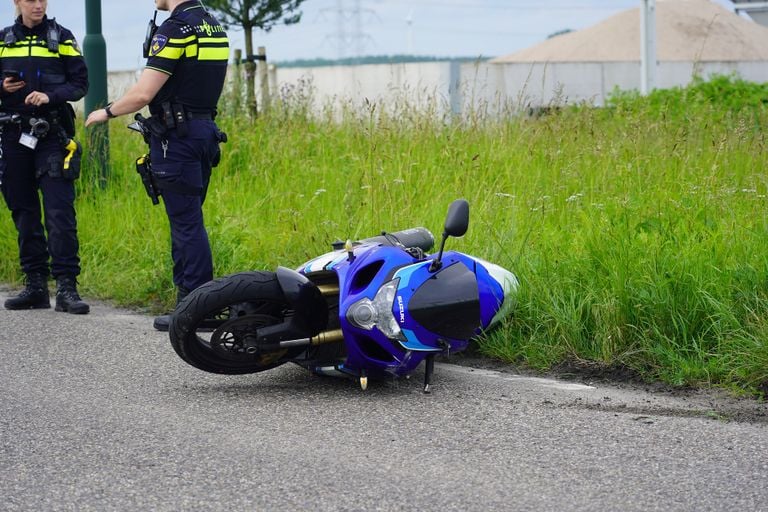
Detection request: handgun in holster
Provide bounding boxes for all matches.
[135,154,160,205]
[132,113,167,145]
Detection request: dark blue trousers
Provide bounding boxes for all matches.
[0,126,80,278]
[150,119,220,292]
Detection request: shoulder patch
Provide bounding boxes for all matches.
[149,34,168,57]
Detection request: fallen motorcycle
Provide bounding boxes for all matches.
[169,199,519,392]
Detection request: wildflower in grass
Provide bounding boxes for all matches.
[566,193,584,203]
[315,189,327,196]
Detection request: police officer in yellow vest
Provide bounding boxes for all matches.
[1,0,89,314]
[86,0,229,330]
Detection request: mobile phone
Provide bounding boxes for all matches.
[3,70,21,81]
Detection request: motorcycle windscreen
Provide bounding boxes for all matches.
[408,261,480,340]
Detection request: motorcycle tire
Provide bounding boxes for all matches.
[169,271,303,375]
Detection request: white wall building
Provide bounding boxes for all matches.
[104,0,768,117]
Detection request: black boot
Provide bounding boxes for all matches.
[153,286,190,332]
[4,273,50,310]
[55,276,90,315]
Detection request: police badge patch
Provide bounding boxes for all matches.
[150,34,168,56]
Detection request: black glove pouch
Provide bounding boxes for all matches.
[211,127,227,168]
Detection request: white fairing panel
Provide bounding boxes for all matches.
[469,256,519,327]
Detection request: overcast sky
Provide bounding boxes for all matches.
[0,0,741,71]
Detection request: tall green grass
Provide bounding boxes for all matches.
[1,74,766,393]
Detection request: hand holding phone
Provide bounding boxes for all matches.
[2,70,25,93]
[3,70,21,81]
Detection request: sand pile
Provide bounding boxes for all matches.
[491,0,768,63]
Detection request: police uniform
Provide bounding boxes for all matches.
[145,0,228,298]
[0,15,89,313]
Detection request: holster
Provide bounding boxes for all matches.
[212,126,228,168]
[215,127,228,144]
[62,138,82,180]
[135,154,160,205]
[144,116,167,143]
[36,134,81,181]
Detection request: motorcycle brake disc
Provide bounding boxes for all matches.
[209,314,288,365]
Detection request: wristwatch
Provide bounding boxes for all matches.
[104,103,116,118]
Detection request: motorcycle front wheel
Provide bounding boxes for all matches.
[169,271,303,374]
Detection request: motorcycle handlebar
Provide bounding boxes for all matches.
[361,227,435,252]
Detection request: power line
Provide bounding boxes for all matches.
[320,0,379,61]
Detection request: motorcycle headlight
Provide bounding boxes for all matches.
[347,278,403,339]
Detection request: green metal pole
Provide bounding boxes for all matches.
[83,0,109,188]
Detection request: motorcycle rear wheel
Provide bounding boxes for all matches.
[170,271,302,374]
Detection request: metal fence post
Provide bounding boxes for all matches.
[83,0,110,188]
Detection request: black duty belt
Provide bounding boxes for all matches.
[185,112,214,121]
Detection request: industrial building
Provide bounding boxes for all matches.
[108,0,768,115]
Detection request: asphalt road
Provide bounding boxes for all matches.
[1,287,767,511]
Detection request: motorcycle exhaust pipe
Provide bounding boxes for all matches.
[317,284,340,296]
[310,328,344,345]
[255,329,345,352]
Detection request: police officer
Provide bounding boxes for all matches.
[86,0,229,330]
[0,0,89,314]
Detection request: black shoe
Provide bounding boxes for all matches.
[153,314,171,331]
[4,273,50,310]
[154,286,191,331]
[55,276,90,315]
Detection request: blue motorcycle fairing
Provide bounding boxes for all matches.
[392,260,431,289]
[301,242,421,377]
[298,240,518,379]
[387,253,514,355]
[336,244,416,301]
[336,252,487,375]
[469,255,519,329]
[389,257,477,352]
[404,260,481,342]
[400,329,442,352]
[302,249,348,274]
